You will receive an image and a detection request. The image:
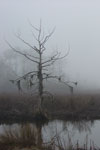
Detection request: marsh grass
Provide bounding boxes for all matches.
[0,93,96,112]
[0,123,100,150]
[0,124,37,149]
[0,124,54,150]
[0,93,99,121]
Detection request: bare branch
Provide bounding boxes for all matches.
[42,49,70,68]
[66,81,78,86]
[29,19,42,42]
[43,75,60,80]
[42,59,57,68]
[42,49,69,65]
[38,20,42,41]
[41,28,55,45]
[43,75,74,94]
[31,31,38,41]
[54,52,69,60]
[25,52,39,60]
[15,34,39,53]
[6,41,39,64]
[41,45,46,53]
[28,19,40,32]
[43,73,51,76]
[42,73,52,79]
[40,30,45,42]
[9,70,39,92]
[14,71,37,82]
[42,52,59,65]
[60,80,73,93]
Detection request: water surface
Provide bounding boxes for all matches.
[0,119,100,147]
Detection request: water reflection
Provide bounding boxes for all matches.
[70,120,94,133]
[0,119,99,146]
[42,120,94,143]
[61,120,95,133]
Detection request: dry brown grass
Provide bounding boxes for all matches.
[0,124,37,149]
[0,93,99,121]
[43,94,96,112]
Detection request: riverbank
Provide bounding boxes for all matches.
[0,93,100,122]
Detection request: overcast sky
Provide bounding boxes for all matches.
[0,0,100,93]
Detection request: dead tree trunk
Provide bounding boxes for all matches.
[38,52,43,110]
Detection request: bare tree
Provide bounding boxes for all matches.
[6,22,77,111]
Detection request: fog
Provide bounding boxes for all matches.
[0,0,100,94]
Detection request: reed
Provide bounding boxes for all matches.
[0,123,100,150]
[0,124,37,149]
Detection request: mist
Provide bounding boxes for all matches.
[0,0,100,94]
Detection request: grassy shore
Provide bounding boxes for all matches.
[0,93,99,150]
[0,93,100,122]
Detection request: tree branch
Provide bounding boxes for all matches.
[42,60,57,68]
[42,49,69,65]
[6,41,39,64]
[10,71,37,82]
[41,28,55,45]
[25,52,39,60]
[43,75,74,94]
[42,52,59,64]
[38,20,42,42]
[15,34,39,53]
[28,19,40,32]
